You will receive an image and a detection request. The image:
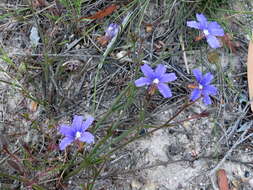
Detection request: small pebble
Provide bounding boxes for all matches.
[131,179,142,189]
[141,182,156,190]
[244,170,250,178]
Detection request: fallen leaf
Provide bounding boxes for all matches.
[97,35,110,46]
[247,34,253,111]
[145,24,153,33]
[32,0,49,8]
[195,34,205,41]
[62,60,81,71]
[220,33,238,54]
[29,101,38,112]
[217,169,230,190]
[79,4,118,21]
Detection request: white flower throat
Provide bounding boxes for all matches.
[75,131,81,139]
[152,78,160,84]
[203,29,209,36]
[198,84,203,90]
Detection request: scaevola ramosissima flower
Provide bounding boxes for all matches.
[187,13,224,48]
[59,115,95,150]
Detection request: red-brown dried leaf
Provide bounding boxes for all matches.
[247,35,253,111]
[32,0,49,8]
[79,4,118,20]
[97,36,110,46]
[195,34,205,41]
[220,33,237,54]
[217,169,230,190]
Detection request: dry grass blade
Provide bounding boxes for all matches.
[247,33,253,111]
[0,134,8,149]
[7,160,24,175]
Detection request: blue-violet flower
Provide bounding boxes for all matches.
[187,13,224,48]
[190,69,217,105]
[59,115,94,150]
[105,23,119,39]
[135,64,177,98]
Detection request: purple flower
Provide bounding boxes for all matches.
[59,115,95,150]
[190,69,217,105]
[135,64,177,98]
[187,13,224,48]
[105,23,119,39]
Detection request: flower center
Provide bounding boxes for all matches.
[75,131,81,139]
[203,29,209,36]
[152,78,160,84]
[198,84,204,90]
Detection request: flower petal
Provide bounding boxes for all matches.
[201,72,214,85]
[157,83,172,98]
[155,64,166,76]
[79,132,94,144]
[105,23,119,39]
[160,73,177,83]
[187,21,200,29]
[59,137,74,150]
[203,85,217,96]
[208,22,224,36]
[196,13,208,26]
[190,88,201,101]
[141,64,154,78]
[81,116,94,131]
[206,35,221,48]
[72,115,84,131]
[59,124,75,138]
[135,77,151,87]
[192,69,202,82]
[203,95,212,105]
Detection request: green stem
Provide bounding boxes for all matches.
[0,172,46,190]
[103,99,197,158]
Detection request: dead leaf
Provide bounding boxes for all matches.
[62,60,81,71]
[217,169,230,190]
[79,4,118,21]
[145,24,153,33]
[29,101,38,112]
[220,33,238,54]
[195,34,205,41]
[247,35,253,111]
[97,35,110,46]
[32,0,49,8]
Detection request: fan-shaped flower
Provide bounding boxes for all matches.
[190,69,217,105]
[135,64,177,98]
[59,115,94,150]
[187,13,224,48]
[105,23,119,39]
